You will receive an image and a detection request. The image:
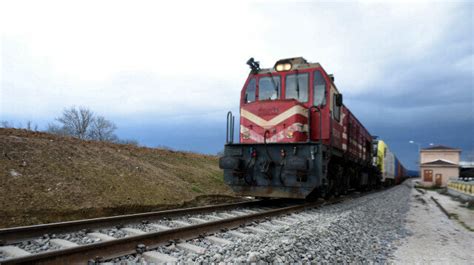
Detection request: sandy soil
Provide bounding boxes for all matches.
[391,185,474,264]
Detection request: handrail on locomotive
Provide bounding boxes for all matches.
[226,111,235,144]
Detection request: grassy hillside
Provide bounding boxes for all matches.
[0,128,236,228]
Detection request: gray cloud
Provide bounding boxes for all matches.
[1,1,472,170]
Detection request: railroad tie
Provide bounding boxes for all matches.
[258,222,282,231]
[205,236,233,246]
[207,215,224,221]
[87,232,116,242]
[176,242,206,254]
[246,226,268,235]
[49,239,79,248]
[241,209,259,214]
[188,217,208,224]
[142,251,178,263]
[290,214,310,221]
[0,246,31,258]
[148,224,172,231]
[229,210,249,216]
[219,213,238,218]
[282,217,299,223]
[273,220,292,226]
[121,228,146,236]
[171,220,192,227]
[206,236,232,246]
[228,230,249,238]
[298,213,315,219]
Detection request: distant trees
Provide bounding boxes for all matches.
[0,120,38,131]
[89,116,118,142]
[0,121,12,128]
[54,106,95,140]
[47,106,135,145]
[116,139,140,146]
[2,106,138,146]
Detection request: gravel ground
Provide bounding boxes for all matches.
[108,182,412,263]
[391,185,474,264]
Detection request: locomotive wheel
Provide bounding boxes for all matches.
[342,178,349,195]
[333,165,344,197]
[306,188,322,201]
[322,177,332,199]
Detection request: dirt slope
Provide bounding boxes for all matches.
[0,128,236,228]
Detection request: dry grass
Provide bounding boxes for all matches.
[0,128,236,228]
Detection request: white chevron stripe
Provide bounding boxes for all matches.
[241,123,308,143]
[241,105,308,129]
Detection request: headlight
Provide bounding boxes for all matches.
[286,130,294,138]
[275,63,292,72]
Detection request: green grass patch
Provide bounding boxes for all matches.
[449,213,474,232]
[191,185,203,193]
[414,184,445,191]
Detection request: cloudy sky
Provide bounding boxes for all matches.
[1,0,473,170]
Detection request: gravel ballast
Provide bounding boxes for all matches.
[110,182,413,263]
[4,183,413,262]
[200,182,412,263]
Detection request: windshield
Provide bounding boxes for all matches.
[258,76,281,100]
[285,73,309,102]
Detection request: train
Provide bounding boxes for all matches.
[219,57,406,199]
[373,140,407,186]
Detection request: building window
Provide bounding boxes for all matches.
[285,73,309,102]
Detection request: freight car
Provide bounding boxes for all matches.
[219,57,404,199]
[373,140,407,186]
[373,140,406,186]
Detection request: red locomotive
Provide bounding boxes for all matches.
[219,57,380,199]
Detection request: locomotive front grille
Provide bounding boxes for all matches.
[219,143,326,198]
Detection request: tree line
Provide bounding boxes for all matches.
[1,106,138,145]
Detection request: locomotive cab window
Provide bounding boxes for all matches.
[333,93,341,121]
[314,71,327,106]
[285,73,309,102]
[258,76,281,100]
[245,78,256,103]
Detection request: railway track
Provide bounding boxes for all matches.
[0,193,368,264]
[0,199,299,264]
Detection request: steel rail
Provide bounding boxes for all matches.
[0,199,283,245]
[1,199,332,265]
